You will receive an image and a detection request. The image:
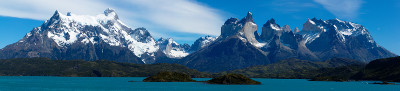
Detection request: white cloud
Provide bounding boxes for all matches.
[313,0,363,19]
[0,0,224,36]
[0,0,112,20]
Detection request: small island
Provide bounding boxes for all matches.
[371,81,396,85]
[143,72,196,82]
[207,74,261,85]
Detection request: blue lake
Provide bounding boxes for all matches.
[0,76,398,91]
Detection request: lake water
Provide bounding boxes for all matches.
[0,76,398,91]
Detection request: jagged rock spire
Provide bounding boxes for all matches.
[104,8,119,20]
[66,12,72,16]
[245,11,254,22]
[239,11,254,23]
[104,8,115,15]
[46,10,63,28]
[261,18,284,41]
[294,27,300,33]
[224,18,239,25]
[282,25,291,32]
[267,18,276,24]
[50,10,61,20]
[221,12,256,37]
[263,18,280,28]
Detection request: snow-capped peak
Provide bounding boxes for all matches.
[46,9,123,28]
[188,35,217,52]
[263,18,282,31]
[198,36,216,48]
[326,18,366,36]
[299,18,375,44]
[306,18,316,25]
[157,38,189,58]
[299,18,329,43]
[37,8,159,63]
[104,8,115,15]
[104,8,118,20]
[334,18,345,23]
[167,38,179,45]
[53,10,61,16]
[247,11,253,16]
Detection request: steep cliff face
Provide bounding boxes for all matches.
[259,19,318,62]
[181,12,270,72]
[220,12,262,47]
[261,18,282,42]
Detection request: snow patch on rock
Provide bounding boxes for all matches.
[41,9,159,63]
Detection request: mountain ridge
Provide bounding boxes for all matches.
[0,9,205,64]
[181,12,396,72]
[0,10,396,72]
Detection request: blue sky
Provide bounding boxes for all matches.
[0,0,399,55]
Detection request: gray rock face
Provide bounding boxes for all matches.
[302,18,326,33]
[259,19,318,62]
[182,12,270,72]
[188,35,216,52]
[261,18,282,42]
[282,25,291,32]
[157,38,190,59]
[181,36,270,72]
[220,18,240,37]
[294,27,300,33]
[220,12,260,46]
[129,28,153,43]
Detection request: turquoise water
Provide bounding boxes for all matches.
[0,76,398,91]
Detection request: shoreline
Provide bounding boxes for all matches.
[1,76,399,83]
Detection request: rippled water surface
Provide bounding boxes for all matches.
[0,76,398,91]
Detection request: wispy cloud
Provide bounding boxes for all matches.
[0,0,112,20]
[0,0,224,36]
[313,0,363,19]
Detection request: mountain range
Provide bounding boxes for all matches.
[0,8,210,64]
[0,9,396,72]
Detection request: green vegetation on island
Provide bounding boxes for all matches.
[143,72,196,82]
[207,74,261,85]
